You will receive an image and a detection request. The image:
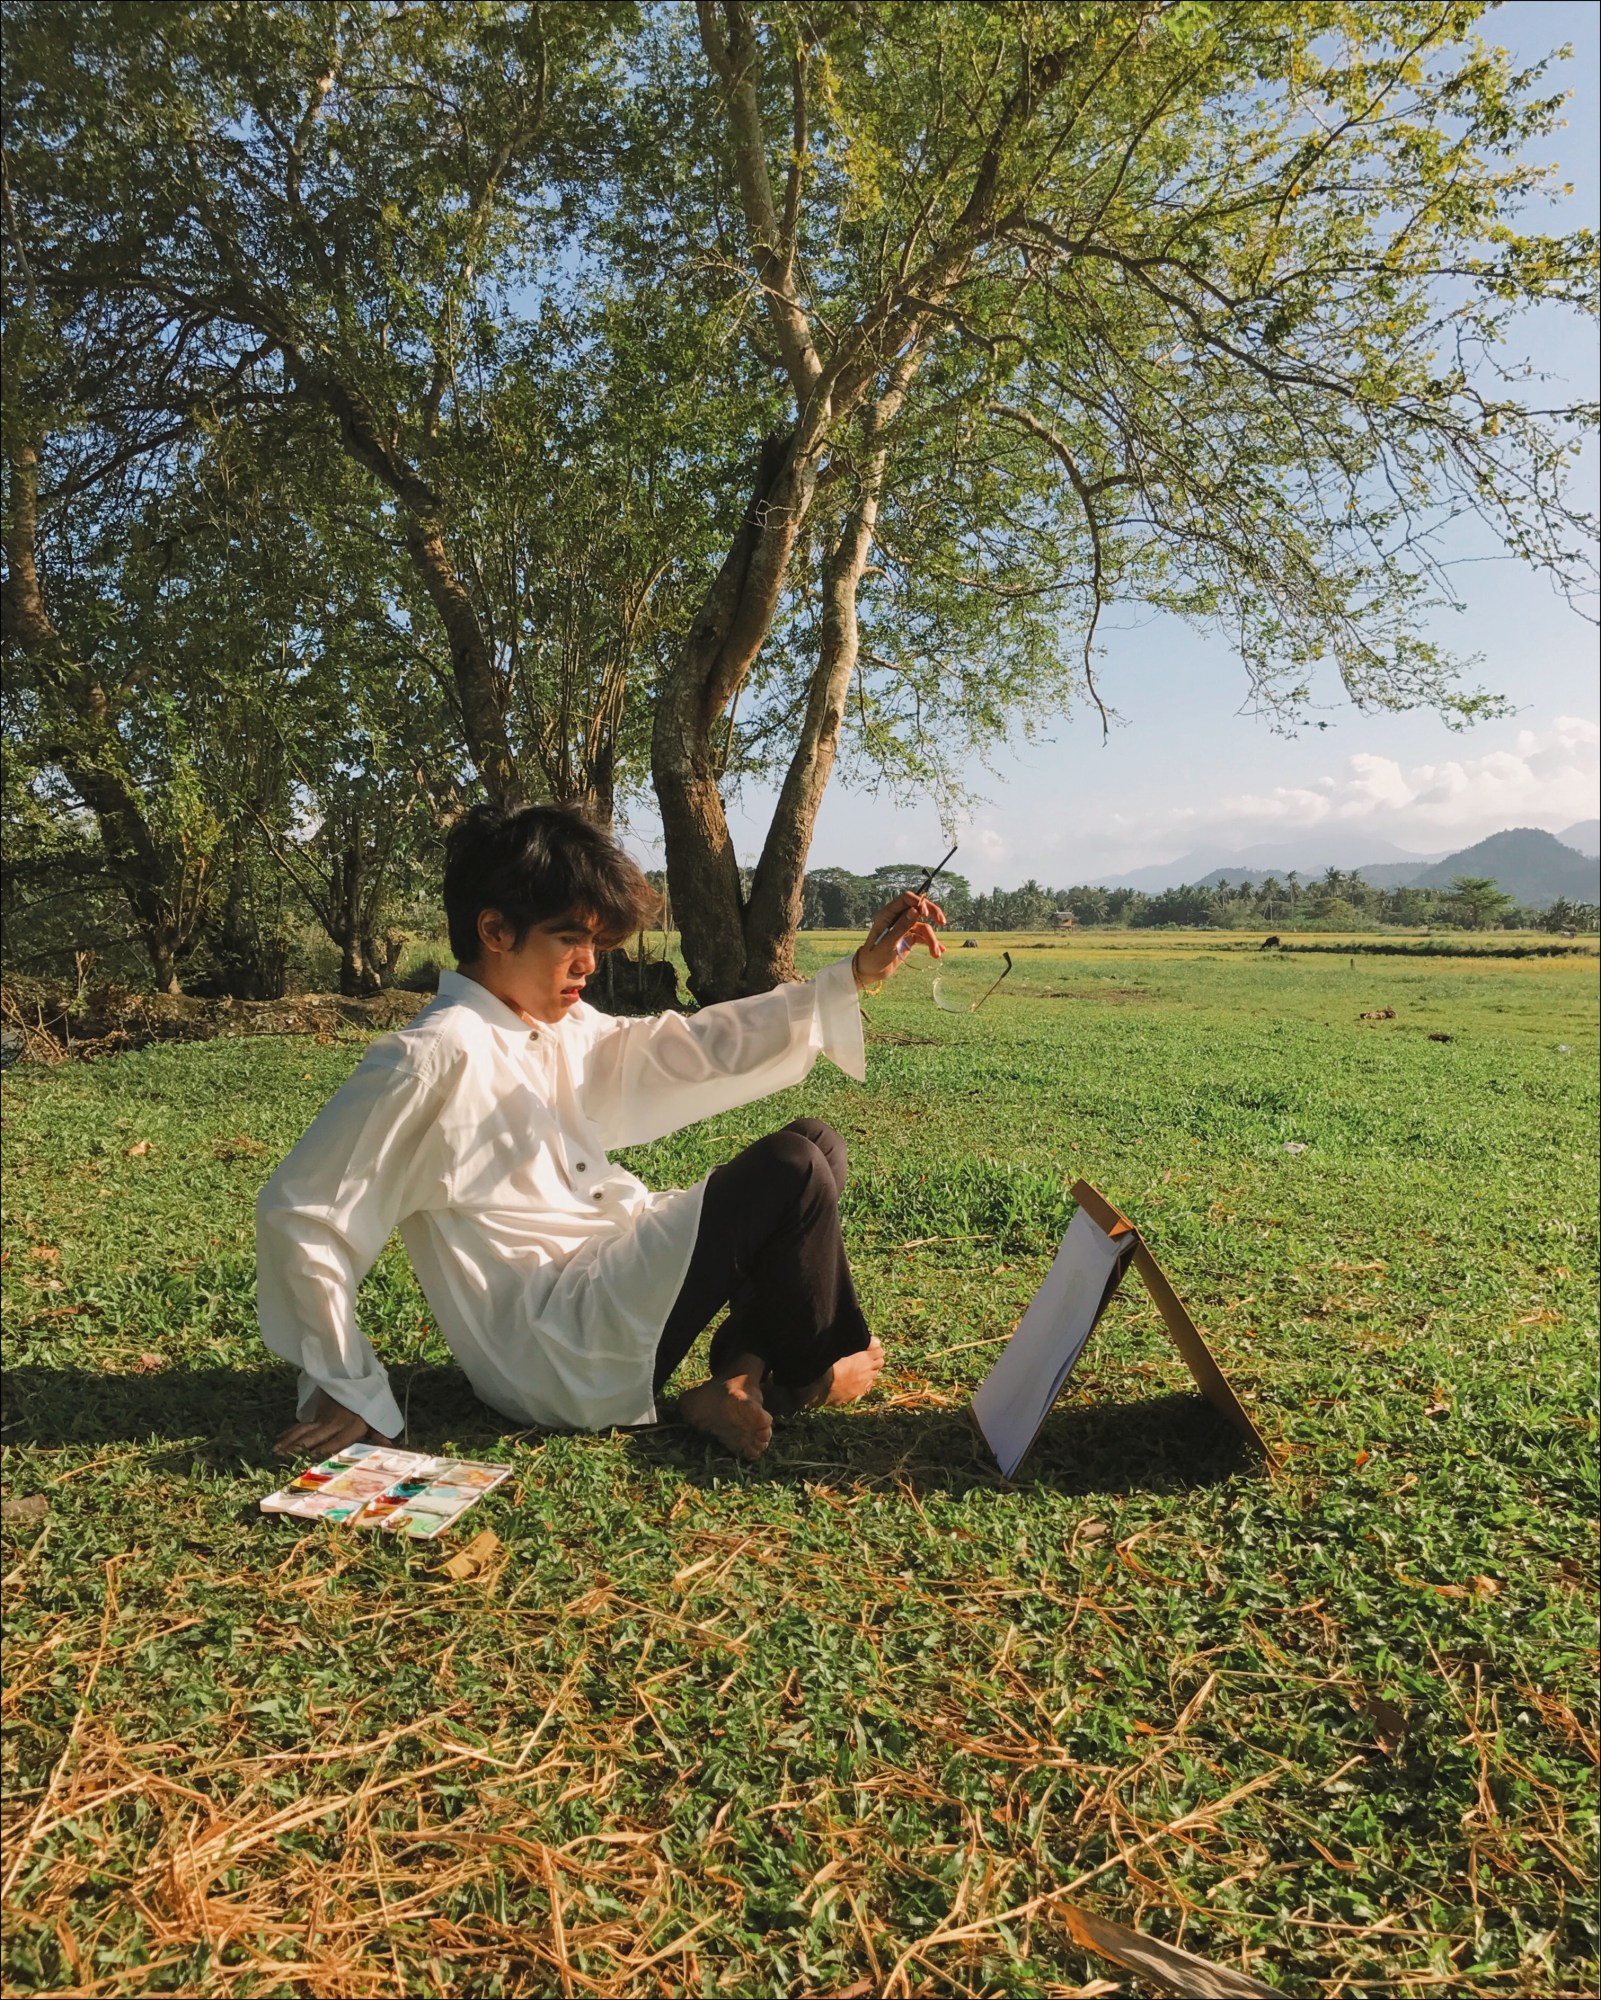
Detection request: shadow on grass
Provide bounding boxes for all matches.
[3,1364,1257,1497]
[0,1362,511,1469]
[639,1389,1260,1498]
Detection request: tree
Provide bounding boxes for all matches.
[1387,885,1435,927]
[9,2,1597,1003]
[446,302,752,831]
[1445,874,1514,930]
[0,736,138,982]
[800,867,877,929]
[869,864,971,925]
[244,620,452,998]
[4,0,638,811]
[636,1,1595,998]
[1541,897,1594,934]
[1144,883,1216,927]
[1,289,237,991]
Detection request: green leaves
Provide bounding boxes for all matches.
[5,0,1596,999]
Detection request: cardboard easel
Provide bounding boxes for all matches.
[971,1178,1275,1477]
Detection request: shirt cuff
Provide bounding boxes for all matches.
[814,955,867,1083]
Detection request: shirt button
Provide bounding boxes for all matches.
[591,1190,603,1202]
[574,1160,587,1172]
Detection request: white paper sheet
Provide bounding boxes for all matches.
[971,1206,1135,1478]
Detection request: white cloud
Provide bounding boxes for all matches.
[948,812,1011,865]
[1200,715,1599,845]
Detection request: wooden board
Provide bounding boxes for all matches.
[1070,1180,1275,1462]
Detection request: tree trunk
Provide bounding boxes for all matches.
[290,358,526,809]
[338,934,381,997]
[742,447,887,990]
[580,730,616,835]
[2,436,205,994]
[651,429,821,1002]
[400,515,524,808]
[360,928,406,987]
[329,832,381,995]
[665,4,1062,999]
[54,755,195,994]
[663,347,923,999]
[204,841,288,999]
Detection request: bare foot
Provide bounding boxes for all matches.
[678,1367,774,1461]
[793,1335,886,1410]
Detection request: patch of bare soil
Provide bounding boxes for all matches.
[1,978,429,1066]
[1,953,683,1066]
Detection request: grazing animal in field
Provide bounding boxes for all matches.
[1560,926,1577,938]
[1260,935,1280,950]
[1359,1007,1396,1021]
[1429,1032,1454,1042]
[961,938,978,948]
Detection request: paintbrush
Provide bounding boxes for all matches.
[868,840,959,953]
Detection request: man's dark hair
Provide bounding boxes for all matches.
[443,803,661,964]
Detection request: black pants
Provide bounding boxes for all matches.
[652,1118,872,1394]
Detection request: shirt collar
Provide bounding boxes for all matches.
[436,968,549,1044]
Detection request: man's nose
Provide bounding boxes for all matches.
[574,941,598,973]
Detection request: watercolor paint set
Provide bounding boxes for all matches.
[261,1442,510,1539]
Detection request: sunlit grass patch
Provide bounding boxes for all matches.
[3,937,1596,1996]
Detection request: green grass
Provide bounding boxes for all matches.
[3,935,1597,1997]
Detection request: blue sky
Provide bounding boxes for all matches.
[626,2,1600,890]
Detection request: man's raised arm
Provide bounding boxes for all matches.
[574,888,946,1151]
[573,955,867,1152]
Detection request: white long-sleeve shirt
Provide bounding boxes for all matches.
[256,957,866,1437]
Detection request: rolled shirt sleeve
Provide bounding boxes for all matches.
[576,954,866,1151]
[256,1041,453,1439]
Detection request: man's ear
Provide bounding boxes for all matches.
[475,908,511,960]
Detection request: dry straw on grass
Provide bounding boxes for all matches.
[3,1515,1593,1998]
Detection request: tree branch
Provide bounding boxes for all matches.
[988,401,1112,734]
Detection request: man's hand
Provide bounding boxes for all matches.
[854,891,946,990]
[274,1389,394,1461]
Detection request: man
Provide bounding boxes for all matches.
[258,803,945,1463]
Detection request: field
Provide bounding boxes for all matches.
[3,933,1597,1998]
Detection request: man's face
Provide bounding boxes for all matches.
[473,910,603,1025]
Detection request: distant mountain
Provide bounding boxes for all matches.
[1192,859,1428,890]
[1189,867,1295,891]
[1558,819,1600,858]
[1411,828,1599,907]
[1339,859,1432,889]
[1097,834,1442,894]
[1095,826,1597,903]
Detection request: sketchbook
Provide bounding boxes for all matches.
[970,1179,1272,1479]
[971,1208,1138,1478]
[261,1442,510,1540]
